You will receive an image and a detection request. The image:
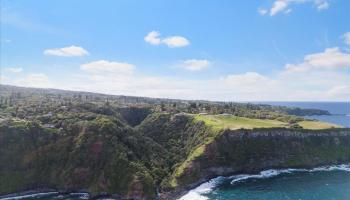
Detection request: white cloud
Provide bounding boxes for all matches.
[5,67,350,101]
[343,32,350,46]
[258,8,268,15]
[5,67,23,73]
[285,47,350,73]
[224,72,271,85]
[73,67,349,100]
[4,46,350,101]
[284,8,292,14]
[44,45,89,57]
[315,0,329,10]
[270,0,289,16]
[15,73,52,88]
[261,0,330,16]
[80,60,134,75]
[326,85,350,99]
[144,31,190,48]
[144,31,161,45]
[162,36,190,48]
[0,75,8,82]
[180,59,210,71]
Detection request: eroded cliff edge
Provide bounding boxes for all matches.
[1,112,350,200]
[166,127,350,199]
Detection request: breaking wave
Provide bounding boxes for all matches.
[178,164,350,200]
[0,192,89,200]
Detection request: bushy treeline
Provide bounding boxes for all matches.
[0,85,329,125]
[0,107,213,198]
[0,85,335,199]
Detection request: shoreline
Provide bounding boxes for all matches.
[176,163,350,200]
[1,163,349,200]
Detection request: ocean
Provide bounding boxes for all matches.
[179,102,350,200]
[179,165,350,200]
[257,102,350,128]
[1,102,349,200]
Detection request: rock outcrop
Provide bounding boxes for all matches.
[172,128,350,197]
[1,111,350,200]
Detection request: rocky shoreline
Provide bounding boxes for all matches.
[3,162,350,200]
[1,110,350,200]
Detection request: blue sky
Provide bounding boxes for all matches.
[1,0,350,101]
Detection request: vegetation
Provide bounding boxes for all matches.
[194,114,288,130]
[297,120,342,130]
[0,85,344,199]
[194,114,340,130]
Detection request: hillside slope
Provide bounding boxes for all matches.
[1,112,350,200]
[0,85,349,200]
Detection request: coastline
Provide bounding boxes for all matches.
[176,163,350,200]
[1,163,350,200]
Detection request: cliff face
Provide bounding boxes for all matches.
[0,113,211,199]
[1,112,350,200]
[174,128,350,188]
[0,118,162,200]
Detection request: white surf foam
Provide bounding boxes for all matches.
[229,168,310,184]
[177,164,350,200]
[230,164,350,184]
[178,176,224,200]
[0,192,59,200]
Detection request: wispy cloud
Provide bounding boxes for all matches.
[144,31,161,45]
[343,32,350,46]
[144,31,190,48]
[179,59,211,71]
[258,8,268,15]
[260,0,330,16]
[14,73,52,88]
[285,47,350,73]
[5,67,23,73]
[80,60,134,75]
[44,45,89,57]
[315,0,329,10]
[5,63,350,101]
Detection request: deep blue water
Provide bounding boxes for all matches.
[259,102,350,115]
[2,102,350,200]
[256,102,350,128]
[180,165,350,200]
[179,102,350,200]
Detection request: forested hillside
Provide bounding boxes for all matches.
[0,85,346,200]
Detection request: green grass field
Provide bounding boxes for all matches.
[297,120,342,130]
[194,114,341,130]
[194,114,288,130]
[171,114,342,186]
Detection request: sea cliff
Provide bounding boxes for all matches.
[162,127,350,199]
[1,100,350,200]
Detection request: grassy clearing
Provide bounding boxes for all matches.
[170,114,342,186]
[194,114,342,130]
[170,145,205,187]
[194,114,288,130]
[298,121,342,130]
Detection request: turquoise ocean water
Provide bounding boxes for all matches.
[179,102,350,200]
[180,165,350,200]
[1,102,349,200]
[258,102,350,128]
